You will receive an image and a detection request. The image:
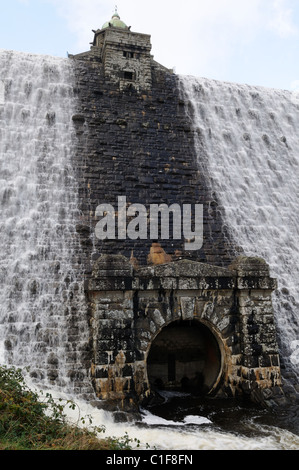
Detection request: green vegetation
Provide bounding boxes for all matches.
[0,365,140,450]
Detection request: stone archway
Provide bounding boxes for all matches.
[88,255,283,409]
[147,319,223,396]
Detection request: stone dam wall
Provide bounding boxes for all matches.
[71,57,236,270]
[59,47,284,410]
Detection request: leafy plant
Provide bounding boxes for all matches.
[0,365,114,450]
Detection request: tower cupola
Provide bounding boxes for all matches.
[102,8,129,29]
[102,9,129,30]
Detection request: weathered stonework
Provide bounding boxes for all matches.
[66,13,284,410]
[70,20,237,270]
[87,254,282,410]
[70,13,154,92]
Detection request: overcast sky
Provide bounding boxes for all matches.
[1,0,299,91]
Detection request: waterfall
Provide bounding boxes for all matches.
[1,47,298,406]
[0,50,90,396]
[0,50,299,449]
[179,75,299,386]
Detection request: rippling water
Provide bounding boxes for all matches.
[54,389,298,451]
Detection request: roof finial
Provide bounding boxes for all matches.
[113,5,120,18]
[101,6,127,29]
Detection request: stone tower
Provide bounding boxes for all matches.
[72,9,153,91]
[68,12,284,410]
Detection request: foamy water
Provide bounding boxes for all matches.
[179,75,299,383]
[45,389,299,451]
[0,49,298,450]
[0,50,90,393]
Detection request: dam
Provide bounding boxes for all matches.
[0,10,298,416]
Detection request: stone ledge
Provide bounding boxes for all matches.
[88,255,276,292]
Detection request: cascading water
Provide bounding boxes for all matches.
[0,48,298,449]
[179,75,299,391]
[0,50,90,396]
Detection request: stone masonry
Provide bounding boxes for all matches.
[87,254,282,410]
[69,13,237,270]
[67,12,283,410]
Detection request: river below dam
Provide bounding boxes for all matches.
[50,388,298,451]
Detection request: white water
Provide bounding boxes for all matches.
[180,75,299,382]
[42,389,299,450]
[0,50,90,394]
[0,49,298,450]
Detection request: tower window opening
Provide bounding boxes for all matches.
[123,51,135,59]
[123,71,134,80]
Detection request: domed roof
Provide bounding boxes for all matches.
[102,10,128,30]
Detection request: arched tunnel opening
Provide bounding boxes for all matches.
[147,320,222,396]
